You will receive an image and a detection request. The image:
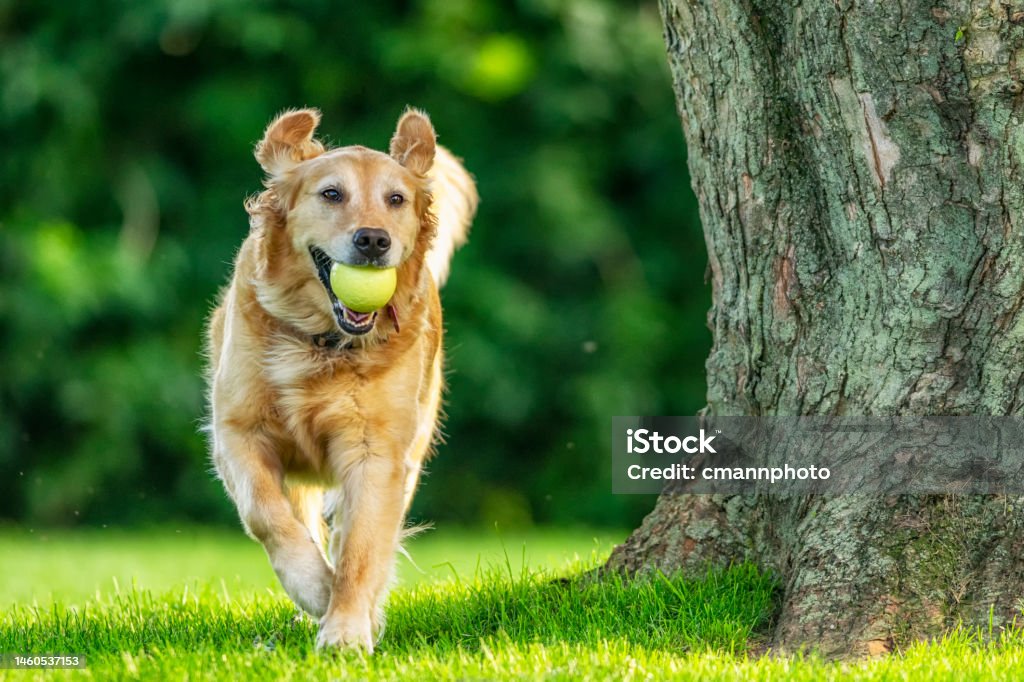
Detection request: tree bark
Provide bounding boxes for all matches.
[608,0,1024,657]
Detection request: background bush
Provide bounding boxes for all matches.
[0,0,707,529]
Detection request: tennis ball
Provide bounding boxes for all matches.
[329,263,398,313]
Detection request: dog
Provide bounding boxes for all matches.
[205,107,477,650]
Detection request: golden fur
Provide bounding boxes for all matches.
[205,108,477,650]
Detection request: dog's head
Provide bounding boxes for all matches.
[249,108,436,338]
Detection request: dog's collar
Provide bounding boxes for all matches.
[310,331,354,351]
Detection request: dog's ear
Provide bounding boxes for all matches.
[389,109,436,175]
[255,108,325,177]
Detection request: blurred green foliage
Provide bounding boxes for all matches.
[0,0,707,529]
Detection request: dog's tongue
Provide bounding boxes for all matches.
[345,308,372,324]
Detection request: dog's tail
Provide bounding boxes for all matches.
[426,146,478,287]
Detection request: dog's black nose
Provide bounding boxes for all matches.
[352,228,391,259]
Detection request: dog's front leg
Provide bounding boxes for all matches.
[317,451,405,651]
[214,429,333,617]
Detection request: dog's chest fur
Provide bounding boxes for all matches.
[246,302,441,482]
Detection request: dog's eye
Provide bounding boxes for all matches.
[388,193,405,207]
[321,188,343,202]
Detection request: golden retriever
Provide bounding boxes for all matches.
[205,108,477,650]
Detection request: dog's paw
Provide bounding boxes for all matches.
[294,576,333,619]
[272,546,334,618]
[316,612,374,652]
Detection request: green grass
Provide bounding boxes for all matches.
[0,526,622,608]
[1,526,1023,680]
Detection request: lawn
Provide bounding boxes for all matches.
[1,525,1023,680]
[0,525,623,608]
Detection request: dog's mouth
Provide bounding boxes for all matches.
[310,246,379,336]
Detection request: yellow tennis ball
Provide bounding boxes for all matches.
[329,263,397,313]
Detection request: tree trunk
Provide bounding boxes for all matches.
[608,0,1024,657]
